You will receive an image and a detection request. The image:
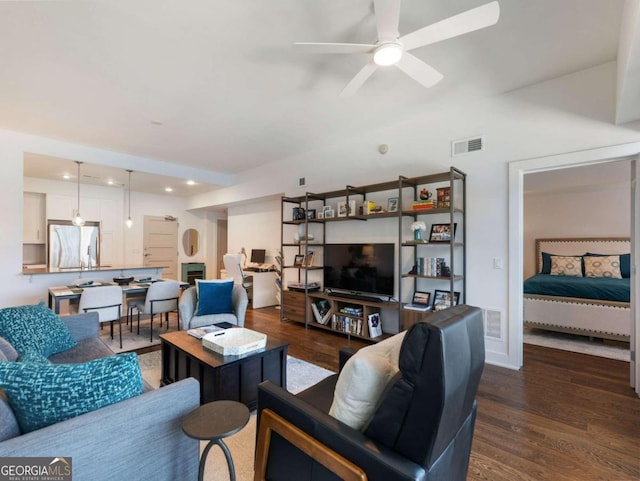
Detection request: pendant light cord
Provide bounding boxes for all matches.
[76,161,82,215]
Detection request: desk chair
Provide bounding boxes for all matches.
[127,280,180,341]
[223,254,253,303]
[78,285,123,349]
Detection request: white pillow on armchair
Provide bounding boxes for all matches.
[329,331,406,431]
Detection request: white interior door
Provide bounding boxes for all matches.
[143,216,178,280]
[217,219,228,278]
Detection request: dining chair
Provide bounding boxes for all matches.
[223,253,253,303]
[127,280,181,341]
[78,285,124,348]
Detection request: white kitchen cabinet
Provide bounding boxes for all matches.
[23,192,46,244]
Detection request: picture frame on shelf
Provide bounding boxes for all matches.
[292,207,306,221]
[317,211,324,219]
[348,199,357,216]
[306,209,316,220]
[323,205,333,217]
[428,223,457,243]
[337,202,348,218]
[324,208,335,219]
[304,251,314,267]
[293,254,305,267]
[404,291,431,311]
[387,197,399,212]
[432,290,460,311]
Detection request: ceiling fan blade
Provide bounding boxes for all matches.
[395,52,443,88]
[373,0,401,41]
[339,62,379,97]
[293,42,375,55]
[400,1,500,51]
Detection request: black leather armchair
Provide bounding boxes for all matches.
[255,304,485,481]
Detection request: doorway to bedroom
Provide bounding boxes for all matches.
[522,161,632,362]
[510,147,639,395]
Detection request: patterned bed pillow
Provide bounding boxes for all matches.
[583,255,622,279]
[541,252,581,274]
[549,256,583,277]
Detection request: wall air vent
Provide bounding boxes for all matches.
[482,307,503,340]
[451,136,483,156]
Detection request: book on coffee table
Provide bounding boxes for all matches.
[187,323,233,339]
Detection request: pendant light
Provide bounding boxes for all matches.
[125,169,133,228]
[72,161,85,226]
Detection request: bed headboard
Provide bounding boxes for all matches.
[535,237,631,273]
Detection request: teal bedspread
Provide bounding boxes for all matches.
[523,274,630,303]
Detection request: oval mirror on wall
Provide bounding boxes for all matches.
[182,229,199,257]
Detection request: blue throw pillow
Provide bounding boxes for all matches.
[0,353,143,433]
[195,279,234,316]
[0,302,76,357]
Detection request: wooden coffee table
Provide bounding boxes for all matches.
[160,330,288,409]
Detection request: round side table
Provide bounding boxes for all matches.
[182,400,251,481]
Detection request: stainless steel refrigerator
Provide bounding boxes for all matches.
[48,221,100,270]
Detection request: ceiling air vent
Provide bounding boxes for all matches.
[451,136,483,157]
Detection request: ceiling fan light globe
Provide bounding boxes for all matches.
[373,43,402,66]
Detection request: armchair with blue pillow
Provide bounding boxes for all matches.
[179,278,248,330]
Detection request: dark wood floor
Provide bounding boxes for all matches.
[245,307,640,481]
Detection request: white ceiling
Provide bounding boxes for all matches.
[2,0,638,191]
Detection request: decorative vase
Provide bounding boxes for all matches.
[414,229,422,241]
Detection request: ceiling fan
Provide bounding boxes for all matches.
[294,0,500,97]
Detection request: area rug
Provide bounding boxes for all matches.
[523,328,630,362]
[137,352,334,481]
[99,314,180,354]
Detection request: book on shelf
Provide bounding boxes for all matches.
[339,306,363,316]
[332,314,363,335]
[416,257,446,276]
[367,313,383,338]
[412,200,434,210]
[311,299,331,325]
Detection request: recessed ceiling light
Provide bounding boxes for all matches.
[165,187,173,192]
[107,180,114,185]
[63,174,71,180]
[186,180,195,186]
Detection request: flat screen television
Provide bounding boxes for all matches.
[323,243,395,298]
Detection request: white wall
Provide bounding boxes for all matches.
[188,61,640,367]
[3,62,640,367]
[227,197,281,270]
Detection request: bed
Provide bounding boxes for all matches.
[523,237,631,341]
